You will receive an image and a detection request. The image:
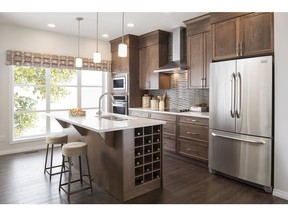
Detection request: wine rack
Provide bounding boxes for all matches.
[134,125,162,186]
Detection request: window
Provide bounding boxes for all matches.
[12,66,104,141]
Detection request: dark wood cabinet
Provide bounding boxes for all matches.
[211,12,274,61]
[110,35,138,73]
[150,112,177,153]
[110,35,147,108]
[129,108,209,164]
[184,14,212,88]
[187,32,211,88]
[139,30,170,90]
[177,116,209,162]
[239,13,274,57]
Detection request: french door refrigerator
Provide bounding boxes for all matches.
[209,55,273,192]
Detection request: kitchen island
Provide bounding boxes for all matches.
[47,111,166,202]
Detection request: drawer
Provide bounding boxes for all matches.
[129,110,149,118]
[163,121,176,135]
[150,112,176,122]
[163,136,176,152]
[178,139,208,162]
[179,116,208,126]
[178,123,208,141]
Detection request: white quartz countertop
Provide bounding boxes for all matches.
[129,108,209,119]
[47,111,166,133]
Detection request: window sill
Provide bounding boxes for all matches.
[12,135,46,144]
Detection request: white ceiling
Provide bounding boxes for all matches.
[0,12,207,41]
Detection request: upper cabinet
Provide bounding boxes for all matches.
[110,35,139,73]
[211,12,274,61]
[184,14,212,88]
[139,30,170,90]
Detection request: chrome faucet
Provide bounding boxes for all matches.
[97,92,115,118]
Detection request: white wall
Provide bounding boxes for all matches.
[273,12,288,200]
[0,23,111,155]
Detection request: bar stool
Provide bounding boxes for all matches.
[59,142,93,202]
[44,133,68,180]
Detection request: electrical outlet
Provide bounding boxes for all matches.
[0,135,6,142]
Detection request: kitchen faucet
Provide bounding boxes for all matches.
[97,92,115,118]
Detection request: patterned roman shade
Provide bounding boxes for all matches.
[6,50,111,72]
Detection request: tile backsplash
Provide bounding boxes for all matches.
[149,72,209,110]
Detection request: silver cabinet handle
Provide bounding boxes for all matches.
[240,42,243,56]
[211,132,265,144]
[236,42,240,56]
[186,119,197,122]
[235,72,241,119]
[230,73,236,118]
[187,132,198,135]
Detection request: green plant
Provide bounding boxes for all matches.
[13,66,76,137]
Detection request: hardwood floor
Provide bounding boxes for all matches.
[0,148,286,204]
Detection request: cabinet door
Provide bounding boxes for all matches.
[147,45,159,89]
[111,50,129,73]
[204,31,212,88]
[139,47,149,89]
[111,51,119,72]
[139,45,159,89]
[212,18,239,61]
[188,34,204,88]
[240,13,274,57]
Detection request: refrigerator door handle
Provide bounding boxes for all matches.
[230,73,236,118]
[235,72,242,119]
[211,132,265,144]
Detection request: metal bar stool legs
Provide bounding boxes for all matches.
[44,134,68,180]
[59,142,93,202]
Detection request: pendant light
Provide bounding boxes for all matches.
[93,12,101,63]
[75,17,83,68]
[118,12,127,57]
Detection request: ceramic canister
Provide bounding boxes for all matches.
[142,94,151,108]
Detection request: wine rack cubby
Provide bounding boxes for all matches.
[134,125,162,186]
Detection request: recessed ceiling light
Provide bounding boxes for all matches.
[127,23,134,27]
[102,34,109,38]
[48,24,56,28]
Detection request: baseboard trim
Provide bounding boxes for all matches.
[0,144,47,156]
[273,189,288,200]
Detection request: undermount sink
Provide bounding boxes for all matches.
[100,115,128,121]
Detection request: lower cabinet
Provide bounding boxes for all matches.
[163,135,176,152]
[178,139,208,162]
[129,109,209,163]
[177,116,209,162]
[150,112,177,153]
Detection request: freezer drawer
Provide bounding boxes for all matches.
[209,129,272,188]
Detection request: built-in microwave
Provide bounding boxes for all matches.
[112,73,127,93]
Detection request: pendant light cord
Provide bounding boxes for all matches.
[121,12,124,43]
[76,17,83,58]
[78,19,80,57]
[96,12,99,52]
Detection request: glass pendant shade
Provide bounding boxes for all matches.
[118,43,127,57]
[75,57,82,68]
[93,51,101,63]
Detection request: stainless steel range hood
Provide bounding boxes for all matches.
[154,27,188,73]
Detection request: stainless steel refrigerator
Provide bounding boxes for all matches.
[209,55,273,192]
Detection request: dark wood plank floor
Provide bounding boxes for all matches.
[0,148,287,204]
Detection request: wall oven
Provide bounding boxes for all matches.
[112,73,127,93]
[112,95,128,115]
